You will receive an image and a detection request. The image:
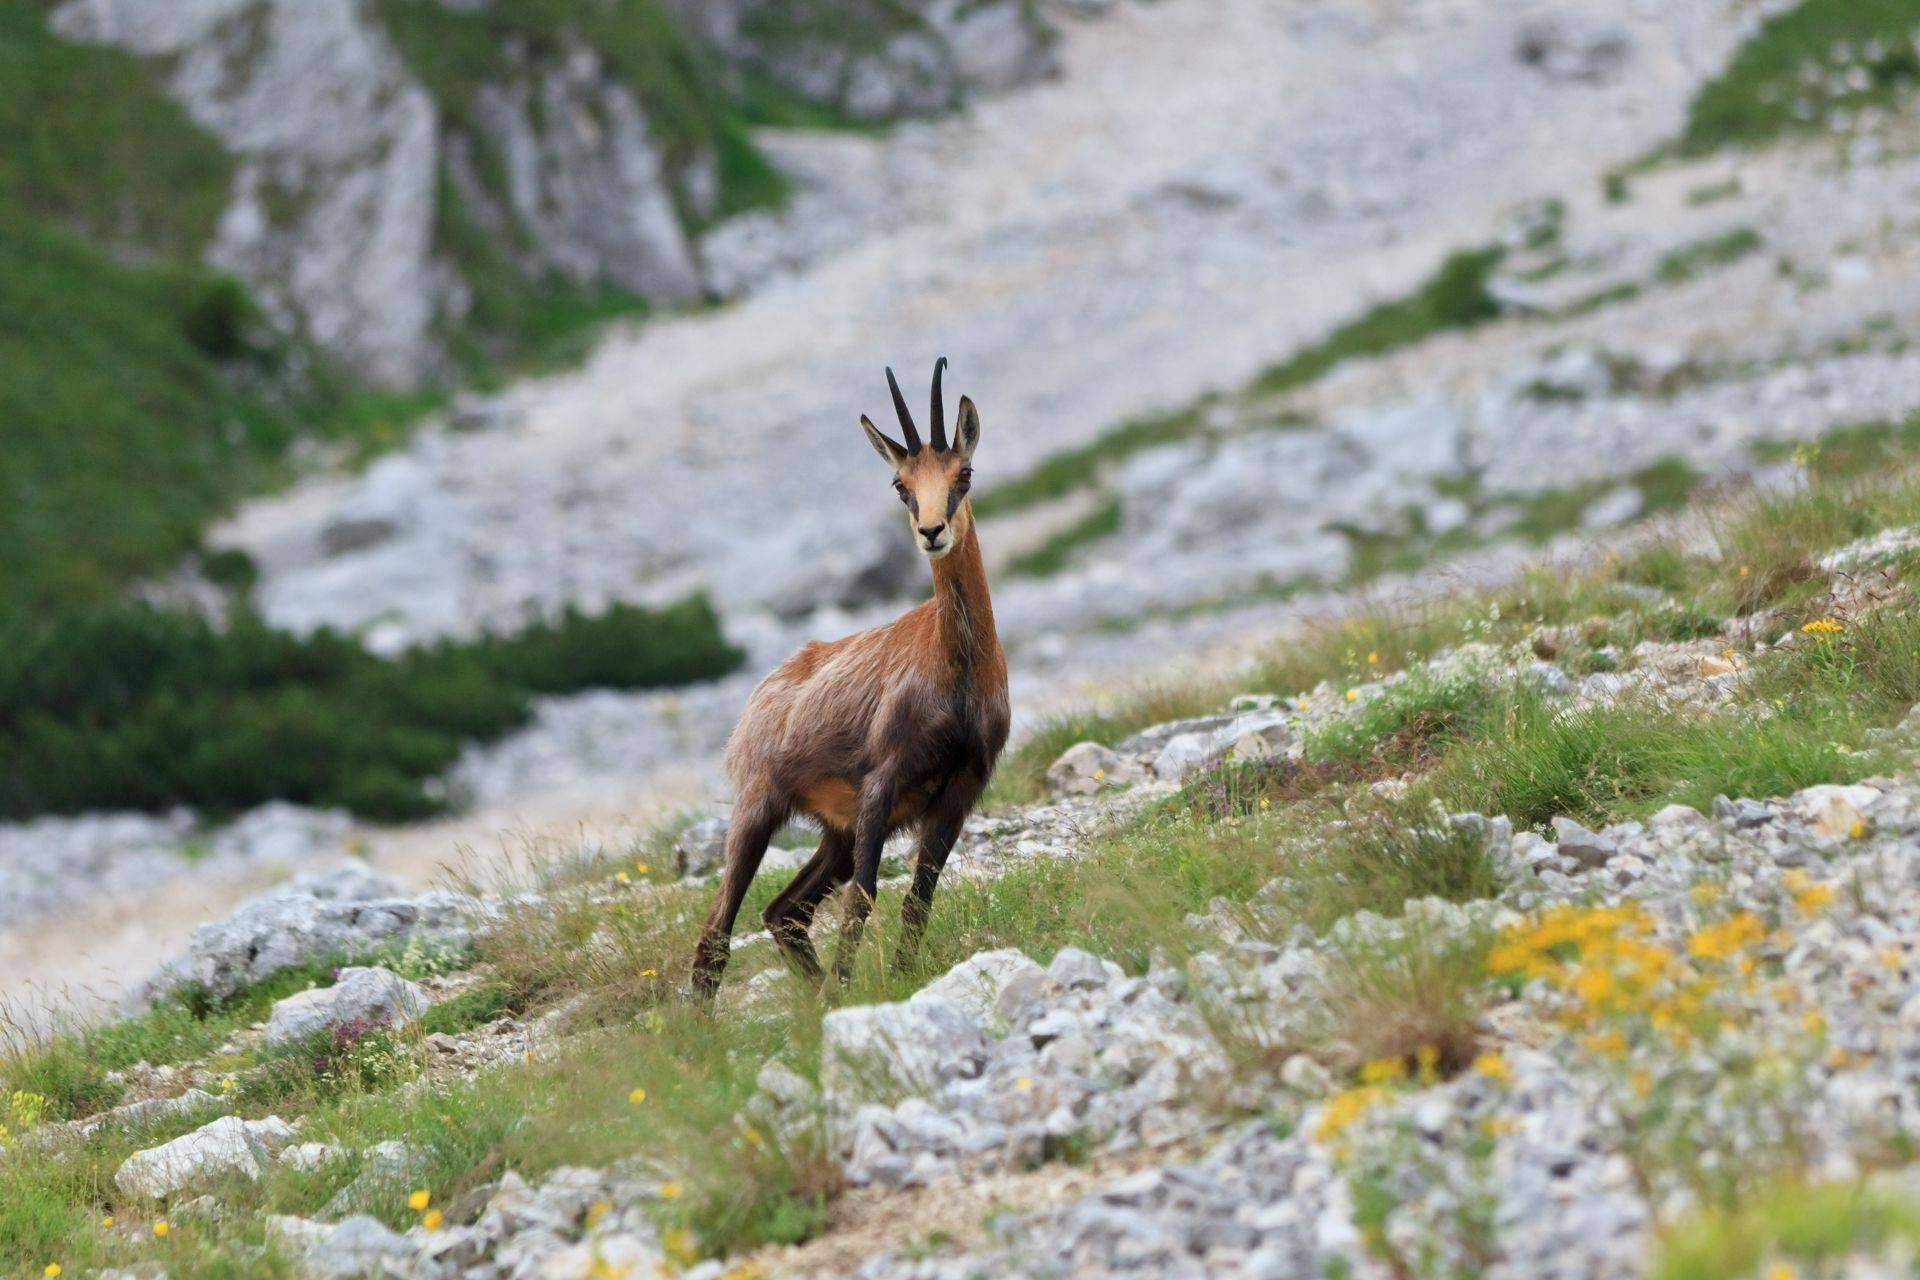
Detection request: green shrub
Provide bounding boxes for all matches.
[180,275,258,360]
[1249,246,1504,397]
[0,597,742,821]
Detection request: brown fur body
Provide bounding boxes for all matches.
[692,367,1010,994]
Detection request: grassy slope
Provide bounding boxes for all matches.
[1677,0,1920,155]
[9,413,1919,1276]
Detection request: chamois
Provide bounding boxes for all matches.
[692,359,1010,996]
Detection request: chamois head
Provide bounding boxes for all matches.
[859,357,981,560]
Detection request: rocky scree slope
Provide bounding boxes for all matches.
[13,503,1920,1278]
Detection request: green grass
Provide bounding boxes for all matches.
[0,596,743,822]
[1655,1179,1920,1280]
[1676,0,1920,156]
[1248,247,1505,397]
[1005,498,1123,577]
[0,8,463,618]
[1654,227,1763,286]
[1508,456,1701,544]
[12,416,1920,1277]
[0,4,231,260]
[1751,413,1920,482]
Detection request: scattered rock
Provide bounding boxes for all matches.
[1514,14,1634,84]
[1046,742,1125,797]
[265,966,432,1045]
[152,866,470,1003]
[674,816,731,878]
[115,1115,296,1200]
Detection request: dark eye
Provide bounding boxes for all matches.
[893,479,909,503]
[955,469,973,493]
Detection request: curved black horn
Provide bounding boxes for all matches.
[885,366,922,453]
[929,356,948,452]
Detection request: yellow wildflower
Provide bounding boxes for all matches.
[1768,1264,1797,1280]
[1795,883,1835,912]
[1092,768,1105,781]
[1366,651,1379,665]
[1345,689,1357,703]
[153,1220,169,1238]
[1472,1052,1512,1082]
[743,1126,765,1147]
[641,968,659,978]
[1015,1076,1034,1090]
[658,1181,683,1200]
[628,1087,647,1105]
[1738,564,1750,577]
[635,862,650,874]
[1801,617,1844,636]
[615,871,630,884]
[662,1228,697,1265]
[1415,1044,1440,1082]
[1582,1028,1628,1058]
[408,1190,431,1212]
[1360,1057,1406,1084]
[44,1265,61,1278]
[1849,819,1867,840]
[1313,1085,1384,1143]
[423,1210,444,1231]
[587,1199,612,1225]
[101,1217,113,1228]
[1687,912,1763,962]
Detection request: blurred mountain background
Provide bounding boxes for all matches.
[4,0,1920,1012]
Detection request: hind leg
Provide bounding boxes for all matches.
[691,791,786,999]
[761,827,853,979]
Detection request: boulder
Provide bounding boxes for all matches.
[821,997,990,1117]
[323,1141,431,1218]
[115,1115,296,1200]
[1046,741,1124,797]
[674,816,731,878]
[265,966,431,1044]
[1550,816,1617,868]
[270,1213,414,1280]
[155,866,470,1002]
[915,949,1046,1027]
[1794,784,1879,838]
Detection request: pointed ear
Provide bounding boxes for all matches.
[953,396,981,459]
[860,414,907,467]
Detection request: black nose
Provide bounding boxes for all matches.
[918,523,947,544]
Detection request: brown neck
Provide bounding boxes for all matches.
[930,517,998,675]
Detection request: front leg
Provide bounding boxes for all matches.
[831,770,897,983]
[894,774,980,973]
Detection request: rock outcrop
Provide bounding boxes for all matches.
[52,0,442,386]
